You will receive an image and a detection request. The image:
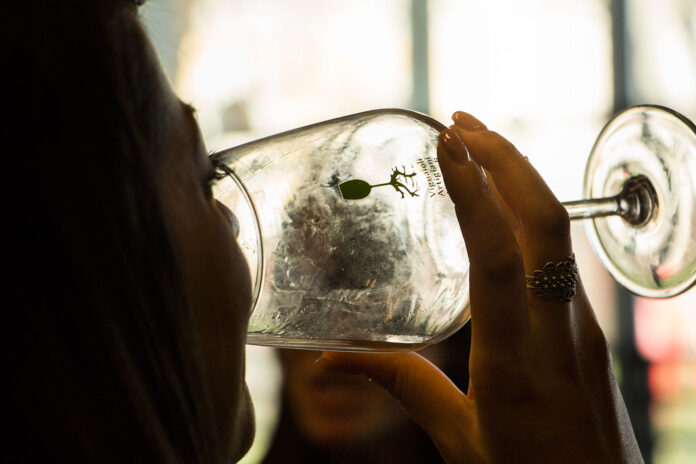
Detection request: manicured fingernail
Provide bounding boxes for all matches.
[453,111,486,131]
[316,354,338,371]
[440,128,470,164]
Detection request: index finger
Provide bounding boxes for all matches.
[438,128,529,347]
[451,112,572,273]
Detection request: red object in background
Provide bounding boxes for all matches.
[635,298,686,363]
[648,362,696,402]
[634,294,696,400]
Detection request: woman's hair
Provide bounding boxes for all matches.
[5,1,219,461]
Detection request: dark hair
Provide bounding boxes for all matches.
[4,1,219,461]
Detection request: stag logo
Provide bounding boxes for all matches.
[337,166,419,200]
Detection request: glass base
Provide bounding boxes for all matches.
[584,105,696,298]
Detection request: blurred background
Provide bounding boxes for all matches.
[141,1,696,462]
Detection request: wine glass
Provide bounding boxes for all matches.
[211,105,696,351]
[212,109,468,351]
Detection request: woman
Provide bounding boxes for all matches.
[8,1,252,461]
[7,1,642,462]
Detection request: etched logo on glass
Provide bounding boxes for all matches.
[337,166,419,200]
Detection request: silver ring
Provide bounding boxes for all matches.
[525,255,578,302]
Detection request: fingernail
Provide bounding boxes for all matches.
[453,111,486,131]
[316,354,329,368]
[439,128,470,164]
[316,353,338,371]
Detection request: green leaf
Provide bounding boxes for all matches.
[338,179,372,200]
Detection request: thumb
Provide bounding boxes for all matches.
[317,351,478,462]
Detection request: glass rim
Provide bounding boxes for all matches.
[209,152,265,313]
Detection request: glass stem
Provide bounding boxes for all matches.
[561,175,657,226]
[562,196,621,220]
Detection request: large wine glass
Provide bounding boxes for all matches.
[211,105,696,351]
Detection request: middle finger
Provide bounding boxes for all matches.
[437,128,529,348]
[451,113,573,275]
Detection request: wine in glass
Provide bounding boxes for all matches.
[211,105,696,351]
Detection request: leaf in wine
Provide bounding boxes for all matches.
[338,179,372,200]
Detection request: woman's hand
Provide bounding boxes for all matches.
[317,112,643,463]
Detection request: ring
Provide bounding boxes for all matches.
[525,255,579,302]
